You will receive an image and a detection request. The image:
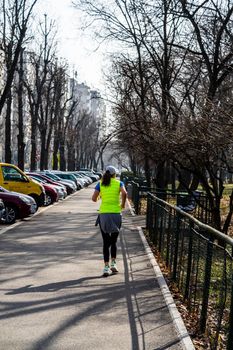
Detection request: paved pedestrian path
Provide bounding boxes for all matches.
[0,186,193,350]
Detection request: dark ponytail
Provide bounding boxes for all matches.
[101,170,112,186]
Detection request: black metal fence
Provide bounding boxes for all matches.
[146,192,233,350]
[129,181,212,224]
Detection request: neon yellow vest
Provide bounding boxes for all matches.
[99,178,121,213]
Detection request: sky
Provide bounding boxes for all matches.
[35,0,107,92]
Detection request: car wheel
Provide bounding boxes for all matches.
[4,205,17,224]
[28,194,40,209]
[46,193,53,205]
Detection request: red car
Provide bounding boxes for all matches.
[26,176,59,205]
[0,186,37,224]
[26,172,67,198]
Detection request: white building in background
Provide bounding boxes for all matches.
[73,81,92,114]
[90,89,107,138]
[69,78,107,136]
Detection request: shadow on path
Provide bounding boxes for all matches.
[5,276,102,294]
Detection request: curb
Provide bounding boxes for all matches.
[126,199,195,350]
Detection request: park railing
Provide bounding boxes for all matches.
[129,181,212,224]
[146,192,233,350]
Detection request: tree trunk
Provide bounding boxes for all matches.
[17,49,25,170]
[156,162,167,189]
[177,169,192,191]
[100,155,104,172]
[17,135,25,170]
[40,129,46,170]
[170,165,176,192]
[129,154,137,175]
[44,128,53,169]
[93,159,97,170]
[154,162,168,200]
[67,144,75,170]
[144,155,151,187]
[60,140,66,171]
[5,92,12,163]
[190,174,200,191]
[30,114,37,170]
[44,148,49,170]
[53,136,59,170]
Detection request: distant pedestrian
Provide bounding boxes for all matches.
[92,165,127,276]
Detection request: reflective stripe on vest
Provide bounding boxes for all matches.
[99,178,121,213]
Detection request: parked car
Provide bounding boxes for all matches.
[0,163,45,206]
[0,199,5,222]
[69,172,89,187]
[41,171,77,194]
[26,173,67,199]
[79,169,101,180]
[26,176,59,205]
[51,171,83,189]
[76,172,93,185]
[0,186,37,224]
[93,171,103,178]
[81,171,99,182]
[79,168,93,172]
[67,172,87,187]
[27,174,64,201]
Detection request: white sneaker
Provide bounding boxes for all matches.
[110,261,119,273]
[103,265,111,277]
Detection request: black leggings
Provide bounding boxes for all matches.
[101,229,119,263]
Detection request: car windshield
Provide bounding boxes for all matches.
[31,176,45,184]
[46,173,60,181]
[0,186,8,192]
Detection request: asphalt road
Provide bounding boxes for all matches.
[0,186,191,350]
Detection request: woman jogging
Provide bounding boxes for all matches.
[92,165,127,276]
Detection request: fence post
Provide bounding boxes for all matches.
[184,221,194,300]
[172,213,181,281]
[199,235,214,333]
[165,208,172,267]
[146,193,151,230]
[151,199,158,245]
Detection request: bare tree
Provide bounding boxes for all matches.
[0,0,38,163]
[52,71,75,170]
[24,15,58,170]
[53,78,79,171]
[16,47,26,169]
